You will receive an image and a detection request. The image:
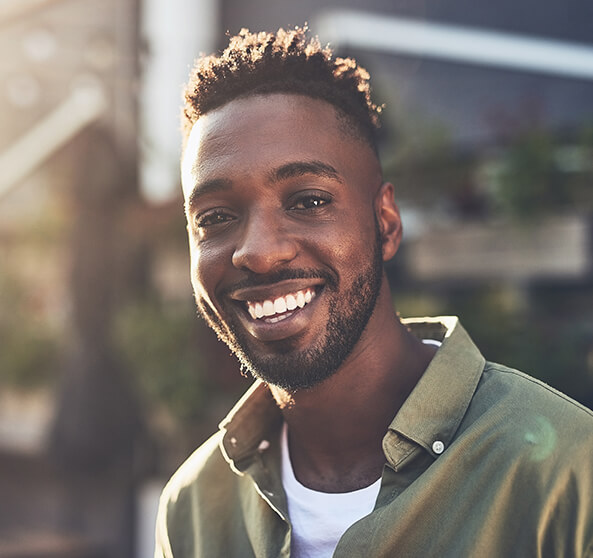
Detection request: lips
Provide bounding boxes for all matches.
[246,288,316,321]
[228,279,324,341]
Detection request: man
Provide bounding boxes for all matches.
[155,27,593,557]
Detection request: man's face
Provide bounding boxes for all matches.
[182,93,393,391]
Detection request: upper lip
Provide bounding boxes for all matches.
[229,278,325,302]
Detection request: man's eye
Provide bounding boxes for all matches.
[290,193,332,211]
[195,210,234,228]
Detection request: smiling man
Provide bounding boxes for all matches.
[155,28,593,558]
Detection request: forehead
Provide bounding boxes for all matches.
[181,93,378,199]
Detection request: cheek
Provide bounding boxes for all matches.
[327,212,377,262]
[189,243,221,303]
[305,223,376,287]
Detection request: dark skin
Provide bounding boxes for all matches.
[182,93,436,493]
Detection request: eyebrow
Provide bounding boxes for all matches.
[270,160,344,184]
[186,177,232,212]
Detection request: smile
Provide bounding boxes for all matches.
[246,288,317,322]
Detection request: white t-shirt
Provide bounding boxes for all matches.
[281,424,381,558]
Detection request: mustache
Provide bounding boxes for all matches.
[220,268,338,297]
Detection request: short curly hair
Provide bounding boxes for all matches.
[182,26,382,152]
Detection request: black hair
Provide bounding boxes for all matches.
[182,26,382,152]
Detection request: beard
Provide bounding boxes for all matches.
[195,219,384,392]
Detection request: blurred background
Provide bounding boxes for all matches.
[0,0,592,556]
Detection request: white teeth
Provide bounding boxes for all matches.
[274,297,287,313]
[255,302,264,318]
[246,288,317,320]
[296,291,306,308]
[263,300,275,316]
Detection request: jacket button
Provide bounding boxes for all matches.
[432,440,445,454]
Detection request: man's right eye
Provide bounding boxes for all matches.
[195,209,234,228]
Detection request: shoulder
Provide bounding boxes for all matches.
[160,431,232,506]
[481,361,593,420]
[155,432,242,556]
[465,361,593,459]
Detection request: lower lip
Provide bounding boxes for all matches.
[238,295,320,342]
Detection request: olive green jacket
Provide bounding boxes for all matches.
[155,317,593,557]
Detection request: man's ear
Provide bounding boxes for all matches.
[375,182,402,262]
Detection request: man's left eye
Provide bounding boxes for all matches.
[290,193,332,211]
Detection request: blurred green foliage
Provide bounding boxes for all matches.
[496,125,593,219]
[384,112,593,221]
[113,299,209,423]
[0,273,60,389]
[383,116,477,210]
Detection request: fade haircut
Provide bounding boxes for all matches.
[182,26,382,153]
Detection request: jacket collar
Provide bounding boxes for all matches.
[219,381,282,473]
[386,317,485,465]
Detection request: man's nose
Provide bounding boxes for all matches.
[231,210,297,274]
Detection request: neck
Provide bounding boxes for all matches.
[269,285,436,492]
